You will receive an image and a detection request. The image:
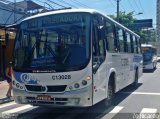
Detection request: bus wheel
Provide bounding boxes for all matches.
[104,79,114,107]
[133,70,138,88]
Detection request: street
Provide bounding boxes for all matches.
[1,64,160,119]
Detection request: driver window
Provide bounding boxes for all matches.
[92,15,106,64]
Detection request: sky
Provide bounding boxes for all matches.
[12,0,156,26]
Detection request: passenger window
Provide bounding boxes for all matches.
[126,32,131,53]
[135,38,138,53]
[137,38,141,54]
[99,39,105,56]
[105,21,117,52]
[132,36,137,53]
[117,28,125,52]
[92,15,106,73]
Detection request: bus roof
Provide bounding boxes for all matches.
[141,44,155,48]
[22,8,140,38]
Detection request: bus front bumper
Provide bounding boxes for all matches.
[13,86,93,107]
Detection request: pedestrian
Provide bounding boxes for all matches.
[5,62,12,98]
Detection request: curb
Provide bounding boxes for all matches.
[0,97,14,104]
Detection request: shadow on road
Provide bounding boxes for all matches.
[143,68,156,73]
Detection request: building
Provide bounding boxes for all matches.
[0,0,44,78]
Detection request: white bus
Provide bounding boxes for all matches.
[141,44,157,70]
[12,9,143,107]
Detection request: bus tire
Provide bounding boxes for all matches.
[103,77,115,107]
[133,70,138,88]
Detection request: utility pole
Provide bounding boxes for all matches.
[116,0,121,22]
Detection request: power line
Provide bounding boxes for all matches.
[138,0,145,13]
[70,0,90,8]
[133,0,142,13]
[46,0,66,8]
[128,0,136,12]
[34,0,53,9]
[57,0,78,8]
[109,0,116,8]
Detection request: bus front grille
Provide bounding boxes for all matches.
[25,85,67,92]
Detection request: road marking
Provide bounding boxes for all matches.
[99,106,124,119]
[109,106,124,113]
[134,108,158,119]
[120,92,160,96]
[2,105,33,116]
[141,108,157,113]
[0,102,16,109]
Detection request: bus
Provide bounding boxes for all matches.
[12,9,143,107]
[141,44,157,70]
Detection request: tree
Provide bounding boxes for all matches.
[109,12,155,43]
[109,11,135,30]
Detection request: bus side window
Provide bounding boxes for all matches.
[132,36,137,53]
[93,27,99,56]
[135,37,139,53]
[137,38,141,54]
[105,21,117,52]
[117,28,125,52]
[123,31,127,52]
[130,35,134,53]
[126,32,131,53]
[92,15,106,63]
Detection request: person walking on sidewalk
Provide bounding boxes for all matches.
[5,62,12,98]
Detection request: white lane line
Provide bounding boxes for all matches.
[100,106,124,119]
[141,108,157,113]
[109,106,124,113]
[135,108,158,119]
[120,92,160,96]
[0,102,16,109]
[2,105,33,115]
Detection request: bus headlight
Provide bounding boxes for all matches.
[16,83,20,88]
[74,83,80,88]
[82,80,87,85]
[67,76,92,91]
[12,78,25,90]
[69,86,73,90]
[12,80,15,85]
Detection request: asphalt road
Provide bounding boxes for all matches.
[1,64,160,119]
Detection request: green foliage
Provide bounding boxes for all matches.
[109,11,135,30]
[109,11,156,43]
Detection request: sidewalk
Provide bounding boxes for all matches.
[0,80,13,104]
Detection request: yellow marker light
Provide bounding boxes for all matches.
[86,76,91,80]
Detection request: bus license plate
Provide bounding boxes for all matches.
[37,95,51,101]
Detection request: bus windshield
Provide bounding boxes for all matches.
[142,47,154,62]
[14,13,90,72]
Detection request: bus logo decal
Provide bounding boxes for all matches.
[20,73,39,84]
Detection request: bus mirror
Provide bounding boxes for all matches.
[5,33,9,46]
[93,62,100,74]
